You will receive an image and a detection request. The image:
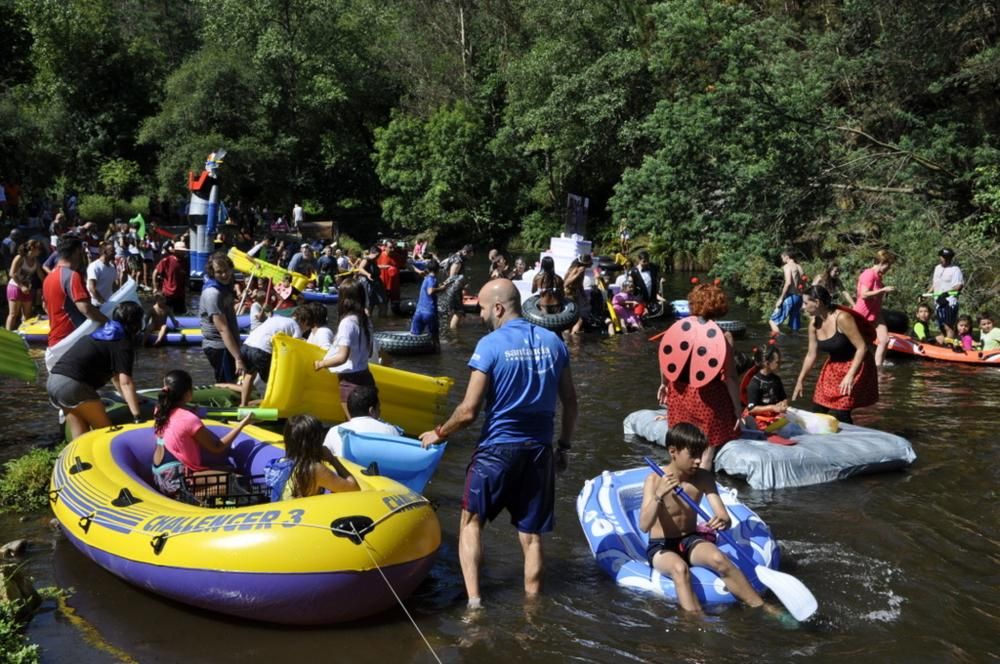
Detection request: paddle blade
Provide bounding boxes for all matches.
[755,564,818,621]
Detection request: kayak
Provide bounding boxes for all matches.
[577,466,776,604]
[887,333,1000,365]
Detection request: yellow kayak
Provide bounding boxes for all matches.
[261,334,454,435]
[228,247,312,292]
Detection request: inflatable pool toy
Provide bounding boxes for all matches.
[595,272,621,333]
[716,320,746,338]
[171,314,251,330]
[577,466,776,605]
[374,331,437,356]
[887,333,1000,365]
[188,149,226,278]
[146,329,249,346]
[522,295,580,332]
[302,290,339,305]
[45,278,139,370]
[228,247,311,292]
[261,335,453,435]
[0,327,36,381]
[624,408,915,489]
[338,429,446,494]
[50,422,440,624]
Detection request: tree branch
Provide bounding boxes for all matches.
[835,126,959,179]
[830,183,946,198]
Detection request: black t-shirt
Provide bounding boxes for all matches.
[52,335,136,389]
[746,372,786,410]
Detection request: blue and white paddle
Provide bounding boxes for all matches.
[643,456,818,621]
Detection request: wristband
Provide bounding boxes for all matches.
[434,424,446,439]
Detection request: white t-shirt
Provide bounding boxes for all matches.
[86,259,117,304]
[244,316,301,353]
[932,264,964,306]
[308,325,335,350]
[249,302,267,330]
[323,416,404,457]
[323,314,373,373]
[292,204,304,223]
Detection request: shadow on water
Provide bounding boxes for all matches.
[2,269,999,662]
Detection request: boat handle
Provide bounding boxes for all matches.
[78,513,94,534]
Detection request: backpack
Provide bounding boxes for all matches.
[263,456,295,502]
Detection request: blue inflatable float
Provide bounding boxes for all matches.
[338,430,446,494]
[577,466,779,605]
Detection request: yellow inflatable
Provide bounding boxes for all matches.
[228,247,312,291]
[261,334,454,435]
[50,422,440,624]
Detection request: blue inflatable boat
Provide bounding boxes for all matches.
[338,430,446,494]
[577,466,778,605]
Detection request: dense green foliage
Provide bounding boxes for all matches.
[1,0,998,313]
[0,599,38,664]
[0,447,60,513]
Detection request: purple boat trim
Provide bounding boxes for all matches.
[60,525,436,624]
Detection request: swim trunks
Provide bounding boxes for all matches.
[646,531,717,565]
[769,293,802,331]
[462,442,554,534]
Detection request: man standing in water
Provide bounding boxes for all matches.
[930,248,963,340]
[420,279,578,608]
[768,249,805,336]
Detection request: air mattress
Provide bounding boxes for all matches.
[623,408,916,489]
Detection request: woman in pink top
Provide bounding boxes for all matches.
[151,369,254,502]
[853,249,896,367]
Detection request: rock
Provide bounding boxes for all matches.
[0,562,40,618]
[0,539,27,558]
[19,516,30,523]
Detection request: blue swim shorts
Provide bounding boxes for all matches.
[462,442,555,534]
[935,300,959,330]
[410,310,439,337]
[770,293,803,331]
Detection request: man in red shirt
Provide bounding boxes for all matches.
[43,234,107,348]
[153,240,188,313]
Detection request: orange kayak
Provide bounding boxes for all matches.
[887,333,1000,365]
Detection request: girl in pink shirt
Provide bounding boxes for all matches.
[853,249,895,367]
[151,369,254,501]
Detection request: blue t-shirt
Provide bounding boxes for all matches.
[469,318,569,446]
[416,274,438,314]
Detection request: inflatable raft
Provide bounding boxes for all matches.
[577,467,776,604]
[302,290,339,305]
[50,422,440,624]
[887,333,1000,365]
[623,409,916,490]
[261,335,453,435]
[228,247,312,291]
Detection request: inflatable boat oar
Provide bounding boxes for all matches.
[648,330,666,342]
[642,456,817,621]
[198,407,279,421]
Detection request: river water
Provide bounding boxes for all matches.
[1,269,997,663]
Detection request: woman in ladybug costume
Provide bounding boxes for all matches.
[656,283,741,470]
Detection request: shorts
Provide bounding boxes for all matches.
[770,293,803,331]
[935,299,959,330]
[203,346,237,383]
[646,532,717,565]
[151,446,199,504]
[6,282,31,302]
[47,373,101,411]
[164,293,186,314]
[240,344,273,379]
[462,442,554,534]
[410,310,439,337]
[336,368,375,403]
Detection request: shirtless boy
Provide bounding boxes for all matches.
[639,423,766,613]
[769,249,804,336]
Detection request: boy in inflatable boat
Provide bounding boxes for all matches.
[640,423,770,614]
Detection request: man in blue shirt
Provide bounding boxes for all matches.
[421,279,578,609]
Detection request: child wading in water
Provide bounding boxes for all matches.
[639,423,766,613]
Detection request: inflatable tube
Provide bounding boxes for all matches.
[46,278,139,370]
[172,314,251,330]
[261,335,454,435]
[716,320,747,338]
[374,331,437,356]
[623,408,916,489]
[338,429,446,494]
[577,467,776,604]
[0,327,36,381]
[50,423,440,624]
[522,295,579,332]
[395,299,417,317]
[228,247,311,292]
[887,333,1000,365]
[302,290,339,305]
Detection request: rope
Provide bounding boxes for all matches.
[349,522,442,664]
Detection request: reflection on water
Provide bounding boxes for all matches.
[2,270,999,662]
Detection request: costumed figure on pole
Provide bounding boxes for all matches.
[188,148,227,280]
